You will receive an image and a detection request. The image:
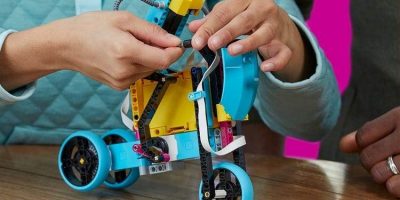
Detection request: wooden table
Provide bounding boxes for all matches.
[0,146,394,200]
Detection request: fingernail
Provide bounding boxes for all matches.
[210,36,222,49]
[193,36,204,48]
[262,63,275,71]
[230,44,243,55]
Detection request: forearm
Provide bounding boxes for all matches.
[0,24,62,91]
[255,56,340,141]
[254,0,341,140]
[1,11,183,94]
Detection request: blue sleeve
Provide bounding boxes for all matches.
[0,29,36,106]
[253,0,341,141]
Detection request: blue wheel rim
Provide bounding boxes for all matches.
[102,129,140,189]
[58,131,110,192]
[198,162,254,200]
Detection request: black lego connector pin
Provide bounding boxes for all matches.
[179,39,193,48]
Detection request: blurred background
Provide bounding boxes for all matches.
[244,0,351,159]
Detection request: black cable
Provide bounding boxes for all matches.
[113,0,124,11]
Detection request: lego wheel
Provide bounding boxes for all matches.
[198,162,253,200]
[102,129,140,189]
[58,131,110,192]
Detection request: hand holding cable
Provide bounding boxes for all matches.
[189,0,315,82]
[0,11,184,91]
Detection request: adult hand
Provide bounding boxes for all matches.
[340,107,400,197]
[0,11,183,91]
[189,0,313,82]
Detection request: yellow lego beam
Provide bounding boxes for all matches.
[169,0,205,16]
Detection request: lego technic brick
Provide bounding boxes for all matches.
[139,162,173,175]
[108,140,146,170]
[131,72,197,137]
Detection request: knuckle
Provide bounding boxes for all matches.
[264,4,279,14]
[112,40,135,61]
[212,4,231,24]
[244,35,263,52]
[213,2,229,16]
[241,39,252,49]
[157,56,172,69]
[114,11,132,24]
[148,23,164,35]
[285,45,293,57]
[360,150,373,169]
[239,12,256,27]
[202,26,215,38]
[219,29,235,44]
[356,123,372,148]
[264,25,277,39]
[112,42,127,59]
[370,165,386,183]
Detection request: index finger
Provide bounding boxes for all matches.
[191,0,250,50]
[122,12,181,47]
[340,131,360,153]
[356,108,399,148]
[131,38,183,69]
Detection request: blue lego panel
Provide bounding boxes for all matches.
[175,131,200,160]
[109,141,147,170]
[145,0,170,26]
[220,49,259,120]
[175,129,217,159]
[145,0,189,37]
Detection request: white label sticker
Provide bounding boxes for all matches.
[148,163,170,174]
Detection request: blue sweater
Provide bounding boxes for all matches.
[0,0,340,144]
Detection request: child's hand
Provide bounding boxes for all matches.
[58,11,184,90]
[0,11,183,91]
[189,0,313,82]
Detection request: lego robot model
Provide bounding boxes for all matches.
[57,0,259,199]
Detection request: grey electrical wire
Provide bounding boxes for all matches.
[140,0,165,8]
[113,0,124,10]
[201,5,210,15]
[114,0,165,11]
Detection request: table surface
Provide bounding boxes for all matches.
[0,145,395,200]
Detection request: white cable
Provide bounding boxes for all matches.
[195,54,246,155]
[120,92,134,131]
[119,55,246,155]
